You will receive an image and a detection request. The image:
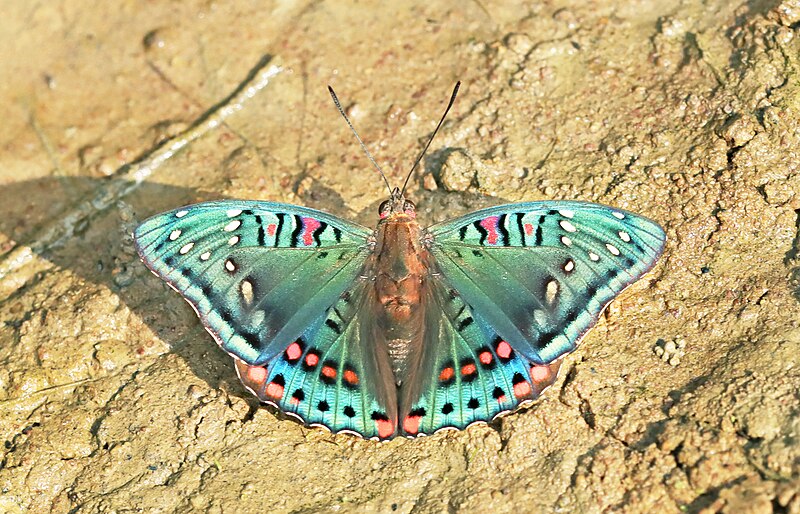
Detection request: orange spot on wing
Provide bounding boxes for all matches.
[344,370,359,385]
[267,224,277,236]
[496,341,513,359]
[403,415,421,435]
[266,381,284,399]
[513,380,532,398]
[376,419,394,439]
[285,342,302,361]
[439,367,454,381]
[530,365,550,382]
[461,363,477,376]
[479,351,493,365]
[246,366,267,384]
[305,353,319,367]
[321,366,337,379]
[524,223,534,235]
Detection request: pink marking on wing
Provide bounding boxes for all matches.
[267,224,277,236]
[266,381,284,399]
[246,365,267,384]
[496,340,513,359]
[530,365,550,382]
[524,223,533,235]
[461,363,477,376]
[376,419,394,439]
[285,342,302,361]
[480,216,500,245]
[513,380,532,398]
[305,353,319,367]
[479,351,493,365]
[403,415,421,435]
[301,217,321,246]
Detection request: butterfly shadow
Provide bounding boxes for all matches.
[0,175,356,402]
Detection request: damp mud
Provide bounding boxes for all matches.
[1,1,799,512]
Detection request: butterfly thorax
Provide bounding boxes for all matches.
[372,206,429,386]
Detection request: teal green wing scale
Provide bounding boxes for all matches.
[399,282,561,437]
[134,201,372,363]
[425,201,666,367]
[135,201,399,439]
[235,280,399,439]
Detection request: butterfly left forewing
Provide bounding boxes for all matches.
[134,201,372,363]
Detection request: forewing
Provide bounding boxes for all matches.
[134,200,372,364]
[426,201,666,363]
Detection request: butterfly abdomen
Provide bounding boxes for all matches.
[372,217,429,386]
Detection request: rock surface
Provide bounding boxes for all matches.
[0,1,798,512]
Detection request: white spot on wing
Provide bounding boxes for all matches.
[228,235,240,246]
[533,309,547,326]
[589,252,600,261]
[169,229,181,241]
[564,259,575,272]
[224,220,242,232]
[225,260,236,272]
[559,220,577,233]
[227,209,243,217]
[558,209,575,219]
[176,210,188,218]
[560,236,572,247]
[240,280,254,305]
[545,280,559,305]
[200,251,211,261]
[179,242,194,254]
[251,309,265,326]
[619,230,631,242]
[606,243,620,256]
[612,211,625,220]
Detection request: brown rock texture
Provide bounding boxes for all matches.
[0,1,798,512]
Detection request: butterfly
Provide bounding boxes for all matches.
[134,84,666,440]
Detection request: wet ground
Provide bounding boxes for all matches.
[0,1,799,512]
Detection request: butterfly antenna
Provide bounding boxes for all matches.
[400,81,461,196]
[328,85,393,195]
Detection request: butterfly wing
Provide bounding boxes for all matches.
[425,201,666,365]
[400,201,664,436]
[135,201,398,438]
[398,279,562,437]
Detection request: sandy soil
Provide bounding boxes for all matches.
[0,0,798,512]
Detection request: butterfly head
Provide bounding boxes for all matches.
[379,187,416,221]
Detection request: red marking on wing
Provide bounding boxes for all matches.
[267,224,277,236]
[321,366,337,379]
[496,340,512,359]
[403,415,421,435]
[266,381,284,399]
[285,342,302,361]
[305,353,319,367]
[301,217,321,246]
[496,394,507,402]
[513,380,532,397]
[376,419,394,439]
[246,365,267,384]
[479,351,493,365]
[480,216,500,245]
[524,223,533,235]
[461,363,477,376]
[530,365,550,382]
[344,370,359,385]
[290,396,301,405]
[439,367,454,381]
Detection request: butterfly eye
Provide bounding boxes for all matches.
[378,200,391,219]
[403,200,416,216]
